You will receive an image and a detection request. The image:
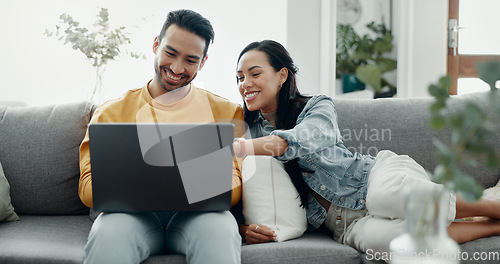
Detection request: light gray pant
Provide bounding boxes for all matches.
[325,150,456,255]
[84,211,241,264]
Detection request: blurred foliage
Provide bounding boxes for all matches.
[429,61,500,201]
[353,22,397,94]
[336,24,361,78]
[336,22,397,94]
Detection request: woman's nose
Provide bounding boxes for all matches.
[242,78,251,89]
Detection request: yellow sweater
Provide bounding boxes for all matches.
[79,81,245,208]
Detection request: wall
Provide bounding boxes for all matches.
[0,0,451,105]
[286,0,336,97]
[0,0,287,106]
[396,0,448,98]
[286,0,322,96]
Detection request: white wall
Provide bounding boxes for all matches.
[396,0,448,98]
[286,0,336,97]
[0,0,287,106]
[286,0,322,96]
[0,0,452,105]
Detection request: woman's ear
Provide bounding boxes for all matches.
[153,36,160,54]
[279,67,289,86]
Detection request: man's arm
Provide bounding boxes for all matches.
[79,130,93,208]
[230,105,245,206]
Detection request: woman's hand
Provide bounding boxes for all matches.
[239,224,277,244]
[233,138,246,158]
[232,136,287,158]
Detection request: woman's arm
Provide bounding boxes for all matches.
[270,96,340,161]
[233,135,288,157]
[233,96,340,160]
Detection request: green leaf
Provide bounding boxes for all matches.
[373,34,393,54]
[356,64,381,92]
[430,116,446,130]
[430,100,446,112]
[378,58,397,73]
[486,149,500,168]
[429,84,441,97]
[438,76,452,90]
[350,51,372,61]
[454,172,483,202]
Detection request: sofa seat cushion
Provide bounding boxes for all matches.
[458,236,500,264]
[143,231,359,264]
[0,215,91,264]
[359,236,500,264]
[0,101,93,215]
[241,231,359,264]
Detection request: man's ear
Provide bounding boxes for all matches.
[199,55,208,70]
[153,36,160,53]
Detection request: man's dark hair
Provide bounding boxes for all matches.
[159,9,215,57]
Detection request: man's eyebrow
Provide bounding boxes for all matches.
[165,45,201,60]
[165,45,178,54]
[237,65,262,73]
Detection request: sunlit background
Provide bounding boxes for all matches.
[457,0,500,94]
[1,0,497,107]
[0,0,288,106]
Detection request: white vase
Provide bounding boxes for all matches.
[390,186,460,264]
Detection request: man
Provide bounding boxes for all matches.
[78,9,244,264]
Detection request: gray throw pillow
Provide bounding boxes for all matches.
[0,101,93,215]
[0,161,19,221]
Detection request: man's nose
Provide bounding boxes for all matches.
[171,59,183,74]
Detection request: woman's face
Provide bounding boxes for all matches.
[236,50,286,113]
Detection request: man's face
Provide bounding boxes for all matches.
[153,24,207,92]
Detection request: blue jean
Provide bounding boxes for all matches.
[84,211,241,264]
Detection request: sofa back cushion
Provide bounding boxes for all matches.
[333,92,500,188]
[0,101,93,215]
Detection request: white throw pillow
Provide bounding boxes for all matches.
[242,155,307,242]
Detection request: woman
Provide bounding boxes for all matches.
[232,40,500,253]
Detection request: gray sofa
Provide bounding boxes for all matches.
[0,92,499,264]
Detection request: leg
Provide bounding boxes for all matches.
[455,195,500,219]
[84,212,164,264]
[164,211,241,264]
[343,214,406,255]
[366,150,445,219]
[448,219,500,243]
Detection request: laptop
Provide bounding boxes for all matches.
[88,123,235,213]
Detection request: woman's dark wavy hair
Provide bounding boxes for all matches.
[237,40,311,207]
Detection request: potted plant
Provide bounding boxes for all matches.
[336,24,366,93]
[352,22,397,98]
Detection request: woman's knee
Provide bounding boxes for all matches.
[346,216,405,254]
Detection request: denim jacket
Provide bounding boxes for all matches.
[248,95,375,229]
